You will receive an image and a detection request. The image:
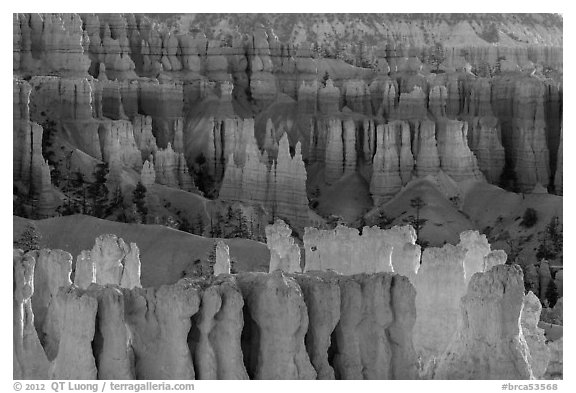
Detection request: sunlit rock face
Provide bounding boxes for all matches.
[266,219,301,273]
[413,244,467,361]
[214,240,231,275]
[220,129,309,231]
[303,225,393,275]
[30,249,73,343]
[74,234,141,290]
[47,286,99,380]
[521,291,551,379]
[434,264,534,380]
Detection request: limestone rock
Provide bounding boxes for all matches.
[332,273,416,379]
[189,276,248,379]
[554,126,562,194]
[74,250,94,290]
[521,292,551,379]
[303,225,393,275]
[297,80,318,114]
[467,116,505,183]
[13,250,50,379]
[132,115,157,160]
[273,137,309,230]
[77,234,141,289]
[140,160,156,187]
[237,271,316,379]
[413,244,467,360]
[436,119,484,182]
[48,286,99,379]
[484,250,507,271]
[324,119,344,184]
[292,273,341,380]
[434,264,533,379]
[342,119,357,174]
[412,120,440,177]
[343,80,371,115]
[458,230,491,283]
[99,119,143,171]
[265,219,301,273]
[544,337,562,379]
[15,13,91,76]
[214,241,231,276]
[395,86,427,120]
[123,280,201,379]
[318,79,340,113]
[30,249,73,342]
[382,225,421,284]
[85,284,135,379]
[370,123,402,205]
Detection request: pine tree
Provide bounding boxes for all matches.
[14,225,41,252]
[87,163,109,218]
[194,213,204,235]
[410,197,428,247]
[545,280,559,308]
[132,182,148,224]
[322,71,330,87]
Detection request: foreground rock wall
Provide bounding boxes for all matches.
[14,244,419,380]
[303,225,394,275]
[434,265,534,379]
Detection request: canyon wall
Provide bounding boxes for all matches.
[14,241,420,380]
[14,228,559,380]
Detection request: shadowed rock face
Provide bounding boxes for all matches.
[236,271,316,380]
[123,280,201,380]
[13,250,50,380]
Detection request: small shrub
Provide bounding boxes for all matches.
[520,208,538,228]
[14,225,41,252]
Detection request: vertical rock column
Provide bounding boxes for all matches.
[434,265,533,379]
[48,286,99,380]
[332,274,394,379]
[123,280,201,379]
[13,250,50,379]
[370,123,402,205]
[265,219,301,273]
[30,249,73,342]
[75,234,141,290]
[86,285,135,380]
[325,119,344,184]
[292,272,341,380]
[189,276,248,380]
[521,291,551,379]
[413,245,467,361]
[237,271,316,380]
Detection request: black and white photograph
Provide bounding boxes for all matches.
[9,3,567,388]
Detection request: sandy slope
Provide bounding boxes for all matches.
[13,215,270,287]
